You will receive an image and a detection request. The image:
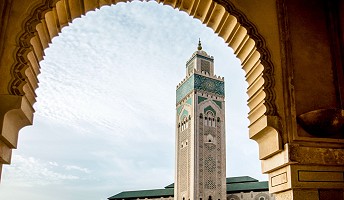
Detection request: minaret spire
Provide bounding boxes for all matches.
[198,38,202,50]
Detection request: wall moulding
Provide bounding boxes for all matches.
[261,143,344,175]
[269,164,344,194]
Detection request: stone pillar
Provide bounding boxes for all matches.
[255,0,344,199]
[262,144,344,200]
[0,94,33,179]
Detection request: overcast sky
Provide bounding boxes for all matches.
[0,2,266,200]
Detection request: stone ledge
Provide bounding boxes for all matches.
[269,165,344,194]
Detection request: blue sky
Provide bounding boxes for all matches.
[0,2,265,200]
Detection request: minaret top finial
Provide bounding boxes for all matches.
[198,38,202,51]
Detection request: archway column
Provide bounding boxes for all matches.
[0,94,33,178]
[256,143,344,200]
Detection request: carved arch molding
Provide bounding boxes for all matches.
[8,0,280,159]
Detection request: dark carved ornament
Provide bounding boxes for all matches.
[8,0,57,95]
[213,0,277,116]
[9,0,277,117]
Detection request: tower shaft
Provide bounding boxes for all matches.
[175,45,226,200]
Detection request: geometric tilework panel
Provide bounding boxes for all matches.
[213,100,222,109]
[176,75,194,104]
[205,157,216,173]
[176,74,224,104]
[198,96,208,104]
[194,74,224,97]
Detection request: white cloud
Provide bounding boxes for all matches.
[64,165,91,174]
[49,161,59,166]
[2,155,79,187]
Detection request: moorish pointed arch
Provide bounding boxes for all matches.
[4,0,282,173]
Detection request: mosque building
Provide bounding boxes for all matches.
[108,41,275,200]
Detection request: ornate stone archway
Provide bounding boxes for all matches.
[0,0,343,199]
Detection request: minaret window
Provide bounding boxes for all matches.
[206,134,215,144]
[180,117,189,131]
[201,60,210,74]
[205,111,215,127]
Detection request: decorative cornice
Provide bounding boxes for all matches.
[213,0,277,116]
[8,0,56,96]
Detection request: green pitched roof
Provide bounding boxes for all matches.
[108,176,268,200]
[227,181,269,193]
[226,176,258,184]
[109,188,174,200]
[164,183,174,188]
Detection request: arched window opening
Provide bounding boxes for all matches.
[206,111,214,116]
[204,111,216,127]
[208,196,212,200]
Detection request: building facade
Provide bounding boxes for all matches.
[175,41,226,200]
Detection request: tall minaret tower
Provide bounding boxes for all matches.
[175,40,226,200]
